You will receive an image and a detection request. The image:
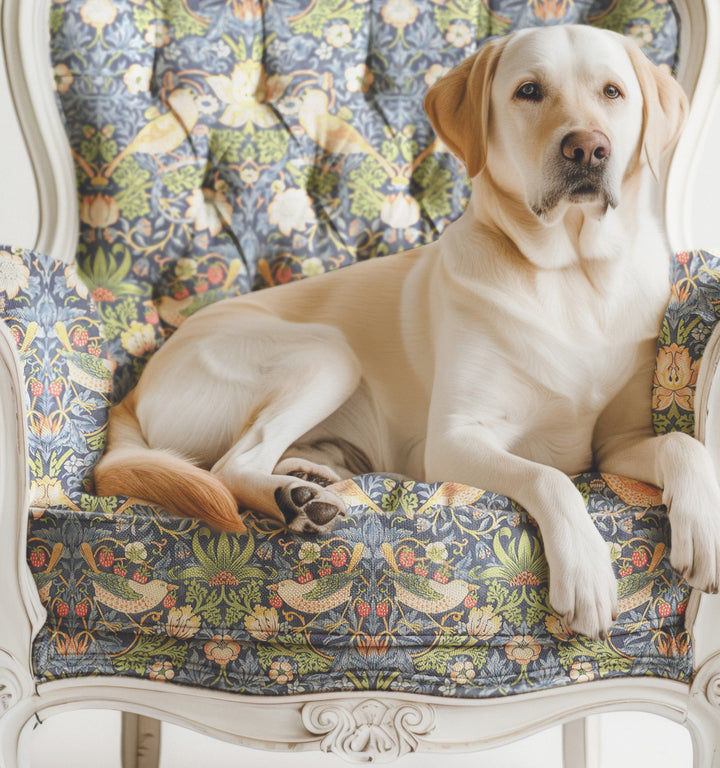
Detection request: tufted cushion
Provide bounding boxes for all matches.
[50,0,680,396]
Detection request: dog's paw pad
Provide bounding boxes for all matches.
[274,483,345,533]
[307,501,340,526]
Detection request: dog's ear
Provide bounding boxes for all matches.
[424,36,509,178]
[623,39,688,177]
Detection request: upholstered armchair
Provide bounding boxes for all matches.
[1,0,720,766]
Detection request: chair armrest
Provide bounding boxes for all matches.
[653,249,720,670]
[653,249,720,438]
[0,246,113,508]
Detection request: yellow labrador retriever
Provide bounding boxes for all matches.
[95,25,720,638]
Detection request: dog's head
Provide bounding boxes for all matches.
[424,25,688,223]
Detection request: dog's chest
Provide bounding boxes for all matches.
[447,266,664,471]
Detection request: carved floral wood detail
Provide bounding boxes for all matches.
[302,698,435,762]
[0,653,22,715]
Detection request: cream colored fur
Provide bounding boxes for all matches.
[95,25,720,638]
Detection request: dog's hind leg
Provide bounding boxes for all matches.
[211,343,362,533]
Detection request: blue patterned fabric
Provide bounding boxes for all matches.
[49,0,680,396]
[4,246,707,697]
[1,0,697,700]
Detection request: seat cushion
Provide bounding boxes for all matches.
[29,472,691,696]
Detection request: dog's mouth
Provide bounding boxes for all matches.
[531,166,618,219]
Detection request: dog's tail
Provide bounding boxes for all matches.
[94,397,245,532]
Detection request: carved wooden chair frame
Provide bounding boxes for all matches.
[1,0,720,765]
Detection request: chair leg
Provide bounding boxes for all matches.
[687,704,720,767]
[121,713,162,768]
[562,717,601,768]
[0,707,35,768]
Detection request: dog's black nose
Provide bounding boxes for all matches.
[561,131,611,167]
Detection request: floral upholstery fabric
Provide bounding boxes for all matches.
[8,245,719,696]
[0,0,700,698]
[50,0,679,395]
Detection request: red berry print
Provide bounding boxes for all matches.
[432,571,449,584]
[357,601,371,617]
[75,602,89,618]
[414,565,428,578]
[30,550,47,568]
[97,549,115,568]
[297,571,314,585]
[113,566,127,577]
[72,328,89,347]
[206,265,225,285]
[676,251,691,265]
[331,549,347,568]
[56,602,70,617]
[162,595,176,610]
[318,566,332,577]
[658,602,672,618]
[398,549,415,568]
[30,381,44,397]
[132,571,149,584]
[619,566,633,578]
[269,595,283,609]
[87,345,101,357]
[463,594,477,610]
[631,550,648,568]
[677,601,687,617]
[48,380,63,397]
[375,602,389,617]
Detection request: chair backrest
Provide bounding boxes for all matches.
[3,0,718,392]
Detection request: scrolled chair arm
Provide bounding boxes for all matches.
[652,249,720,750]
[0,244,112,693]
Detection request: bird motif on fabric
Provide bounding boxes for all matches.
[54,321,116,394]
[381,542,469,614]
[298,90,398,179]
[33,543,65,604]
[414,482,485,516]
[603,474,662,508]
[616,543,666,614]
[273,543,364,613]
[80,542,176,615]
[102,88,200,180]
[332,478,387,514]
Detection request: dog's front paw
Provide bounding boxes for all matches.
[274,481,346,534]
[546,524,617,639]
[668,481,720,593]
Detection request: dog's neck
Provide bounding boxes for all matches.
[463,167,658,271]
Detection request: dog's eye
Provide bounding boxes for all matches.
[603,84,622,99]
[515,82,543,101]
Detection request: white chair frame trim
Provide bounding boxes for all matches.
[1,0,720,765]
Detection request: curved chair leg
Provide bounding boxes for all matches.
[0,707,36,768]
[121,713,162,768]
[687,703,720,767]
[563,717,600,768]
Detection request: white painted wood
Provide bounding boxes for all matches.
[0,9,38,251]
[0,0,720,766]
[0,0,77,262]
[665,0,720,251]
[15,677,696,756]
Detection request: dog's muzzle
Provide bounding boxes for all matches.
[531,130,618,218]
